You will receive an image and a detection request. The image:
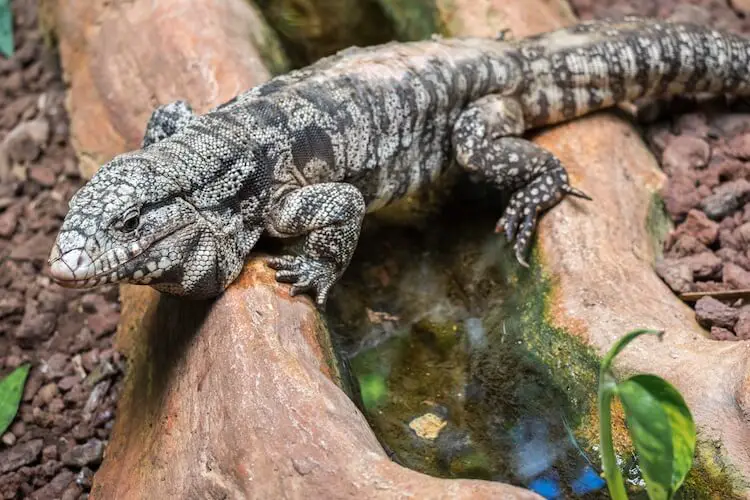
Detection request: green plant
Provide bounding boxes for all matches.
[0,364,30,435]
[599,329,696,500]
[0,0,13,58]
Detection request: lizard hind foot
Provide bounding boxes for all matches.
[495,169,591,267]
[267,255,337,308]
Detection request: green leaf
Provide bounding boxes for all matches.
[0,364,30,435]
[0,0,13,58]
[617,374,696,500]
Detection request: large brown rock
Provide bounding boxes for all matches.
[48,0,278,178]
[533,115,750,488]
[97,261,538,499]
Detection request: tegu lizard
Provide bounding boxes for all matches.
[48,17,750,306]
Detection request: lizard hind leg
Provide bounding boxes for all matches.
[452,94,591,266]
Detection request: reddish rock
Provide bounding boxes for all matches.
[710,326,738,341]
[673,209,720,246]
[684,251,723,280]
[655,258,694,293]
[694,297,739,330]
[665,233,707,258]
[0,204,23,238]
[700,179,750,220]
[28,166,56,187]
[661,135,711,173]
[660,175,702,220]
[724,263,750,289]
[726,132,750,159]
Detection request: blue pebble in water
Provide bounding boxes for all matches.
[572,465,606,495]
[529,476,561,499]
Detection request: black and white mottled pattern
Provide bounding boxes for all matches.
[49,17,750,306]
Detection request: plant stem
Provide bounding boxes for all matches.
[598,375,628,500]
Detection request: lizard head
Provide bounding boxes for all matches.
[48,152,222,298]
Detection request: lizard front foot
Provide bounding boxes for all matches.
[267,255,338,307]
[496,169,591,267]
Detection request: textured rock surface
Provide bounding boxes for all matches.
[533,114,750,487]
[48,0,276,178]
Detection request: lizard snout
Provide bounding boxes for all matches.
[48,247,95,286]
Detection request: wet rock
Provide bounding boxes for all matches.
[661,135,711,172]
[700,179,750,220]
[61,439,104,467]
[409,413,448,441]
[723,263,750,289]
[695,296,739,329]
[0,439,43,473]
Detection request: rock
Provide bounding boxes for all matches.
[0,439,43,473]
[734,311,750,340]
[661,135,711,172]
[726,131,750,159]
[531,105,750,491]
[86,311,119,338]
[660,175,701,220]
[724,263,750,289]
[0,204,23,238]
[45,353,70,379]
[701,179,750,220]
[655,258,694,293]
[684,252,723,280]
[665,233,708,257]
[9,231,55,263]
[1,118,50,165]
[735,222,750,248]
[58,376,80,392]
[61,439,104,467]
[2,432,17,446]
[673,209,720,246]
[28,165,57,187]
[695,297,739,329]
[30,470,75,500]
[711,325,738,341]
[0,293,24,318]
[409,413,447,440]
[14,302,56,346]
[37,382,59,405]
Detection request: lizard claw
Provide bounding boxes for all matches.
[267,255,337,308]
[495,169,590,266]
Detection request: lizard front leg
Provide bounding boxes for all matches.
[266,183,366,307]
[452,94,591,266]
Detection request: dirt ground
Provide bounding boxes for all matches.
[0,1,124,498]
[1,0,750,498]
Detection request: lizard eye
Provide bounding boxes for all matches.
[118,210,140,233]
